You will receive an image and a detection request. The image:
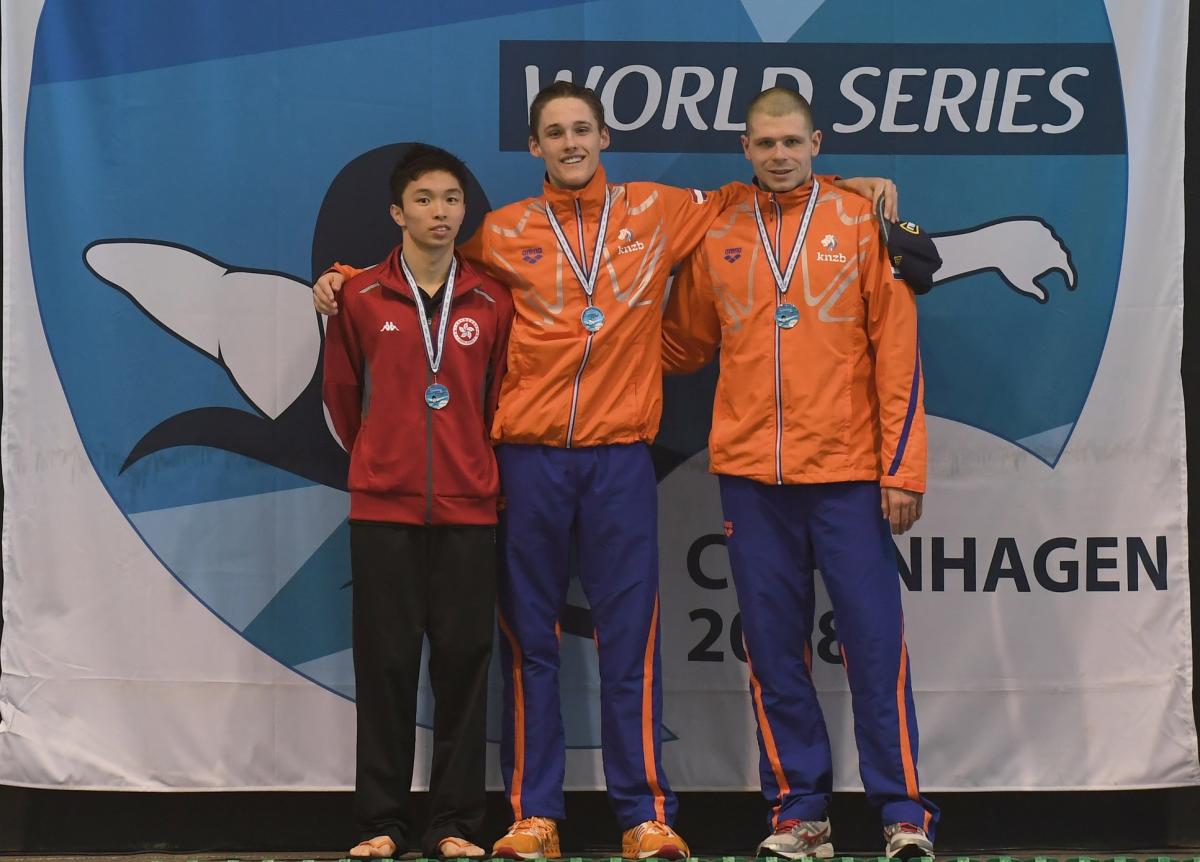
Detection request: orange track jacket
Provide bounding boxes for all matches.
[662,179,926,492]
[460,165,741,448]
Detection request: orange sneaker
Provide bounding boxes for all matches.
[621,820,690,860]
[491,816,560,859]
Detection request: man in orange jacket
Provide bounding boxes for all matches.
[313,81,896,859]
[662,87,938,860]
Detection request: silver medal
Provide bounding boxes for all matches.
[775,303,800,329]
[424,383,450,410]
[581,306,606,333]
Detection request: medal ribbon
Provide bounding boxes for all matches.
[545,187,612,299]
[400,253,458,376]
[752,178,820,297]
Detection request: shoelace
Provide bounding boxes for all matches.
[630,820,672,840]
[893,823,923,835]
[508,817,556,841]
[773,819,824,836]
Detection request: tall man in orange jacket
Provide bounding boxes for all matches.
[662,87,939,860]
[313,81,897,860]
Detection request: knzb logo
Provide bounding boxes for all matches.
[816,233,847,264]
[617,226,645,255]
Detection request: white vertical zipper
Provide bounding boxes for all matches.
[566,198,592,448]
[772,195,784,484]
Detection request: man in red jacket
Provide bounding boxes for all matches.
[322,144,514,860]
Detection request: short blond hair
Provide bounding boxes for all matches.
[745,86,814,131]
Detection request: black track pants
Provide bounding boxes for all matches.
[349,521,496,855]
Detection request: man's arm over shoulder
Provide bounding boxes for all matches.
[662,245,721,375]
[460,206,534,286]
[314,258,373,315]
[458,221,492,276]
[829,175,899,221]
[653,181,748,266]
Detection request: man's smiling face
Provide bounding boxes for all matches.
[529,96,611,191]
[741,109,822,194]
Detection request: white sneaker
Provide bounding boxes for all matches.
[884,822,934,860]
[756,818,834,859]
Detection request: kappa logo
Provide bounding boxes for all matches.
[521,246,543,264]
[723,519,734,537]
[380,320,399,332]
[820,234,838,250]
[724,247,742,263]
[452,317,480,346]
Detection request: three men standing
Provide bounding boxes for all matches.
[315,82,933,859]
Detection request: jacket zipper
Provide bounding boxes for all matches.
[425,363,435,523]
[772,195,785,485]
[565,198,592,448]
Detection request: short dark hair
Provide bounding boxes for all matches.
[528,80,607,140]
[745,86,815,132]
[389,143,470,206]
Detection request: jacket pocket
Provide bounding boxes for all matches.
[349,415,425,496]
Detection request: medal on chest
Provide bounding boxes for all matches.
[753,179,820,330]
[400,254,458,410]
[545,188,612,333]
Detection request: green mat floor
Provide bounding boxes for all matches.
[196,858,1200,862]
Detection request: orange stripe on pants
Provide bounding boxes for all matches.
[640,595,667,823]
[747,649,791,830]
[896,638,920,801]
[498,610,526,820]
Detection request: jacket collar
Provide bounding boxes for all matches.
[542,164,609,218]
[752,175,816,210]
[375,246,481,303]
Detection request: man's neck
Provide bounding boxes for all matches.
[402,242,454,296]
[547,169,598,192]
[758,173,813,196]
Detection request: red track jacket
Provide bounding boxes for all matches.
[323,247,514,524]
